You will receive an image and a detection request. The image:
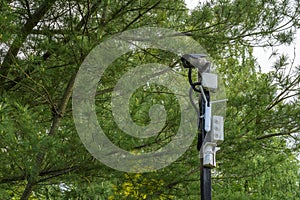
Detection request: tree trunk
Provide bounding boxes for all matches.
[20,181,34,200]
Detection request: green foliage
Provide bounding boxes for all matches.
[110,173,174,199]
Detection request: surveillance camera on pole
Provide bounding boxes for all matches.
[181,54,218,133]
[181,54,210,72]
[181,54,226,200]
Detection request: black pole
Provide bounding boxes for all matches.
[198,72,212,200]
[180,54,213,199]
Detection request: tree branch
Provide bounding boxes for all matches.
[48,72,76,136]
[0,165,78,184]
[256,130,299,140]
[0,0,56,91]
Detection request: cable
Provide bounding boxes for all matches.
[187,68,206,151]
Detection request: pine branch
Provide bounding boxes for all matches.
[0,0,56,91]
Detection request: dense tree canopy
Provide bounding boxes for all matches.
[0,0,299,199]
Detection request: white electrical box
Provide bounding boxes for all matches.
[211,115,224,144]
[201,73,218,90]
[203,142,217,168]
[202,142,221,168]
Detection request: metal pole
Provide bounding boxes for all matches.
[198,71,212,200]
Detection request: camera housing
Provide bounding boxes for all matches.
[181,54,210,72]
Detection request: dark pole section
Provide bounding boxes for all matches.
[199,73,212,200]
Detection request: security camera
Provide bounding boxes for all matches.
[181,54,211,72]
